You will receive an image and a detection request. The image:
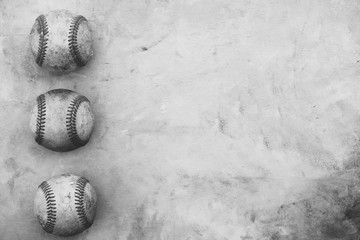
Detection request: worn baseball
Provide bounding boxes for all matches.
[34,174,97,237]
[29,9,93,73]
[29,89,95,152]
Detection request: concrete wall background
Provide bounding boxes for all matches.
[1,0,360,239]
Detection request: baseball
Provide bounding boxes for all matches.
[34,174,97,237]
[29,9,93,73]
[29,89,95,152]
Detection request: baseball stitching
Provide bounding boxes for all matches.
[74,177,92,229]
[39,181,57,233]
[66,95,90,147]
[68,15,88,67]
[35,94,46,145]
[35,15,49,66]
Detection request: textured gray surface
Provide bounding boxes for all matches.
[1,0,360,239]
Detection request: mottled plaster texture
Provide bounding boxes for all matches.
[1,0,360,239]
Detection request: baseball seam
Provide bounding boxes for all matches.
[35,15,49,66]
[39,181,56,233]
[35,94,46,145]
[74,177,92,229]
[68,15,88,67]
[66,95,90,148]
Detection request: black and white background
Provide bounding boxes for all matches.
[1,0,360,239]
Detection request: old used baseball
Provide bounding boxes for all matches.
[29,89,95,152]
[29,9,93,73]
[34,174,97,237]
